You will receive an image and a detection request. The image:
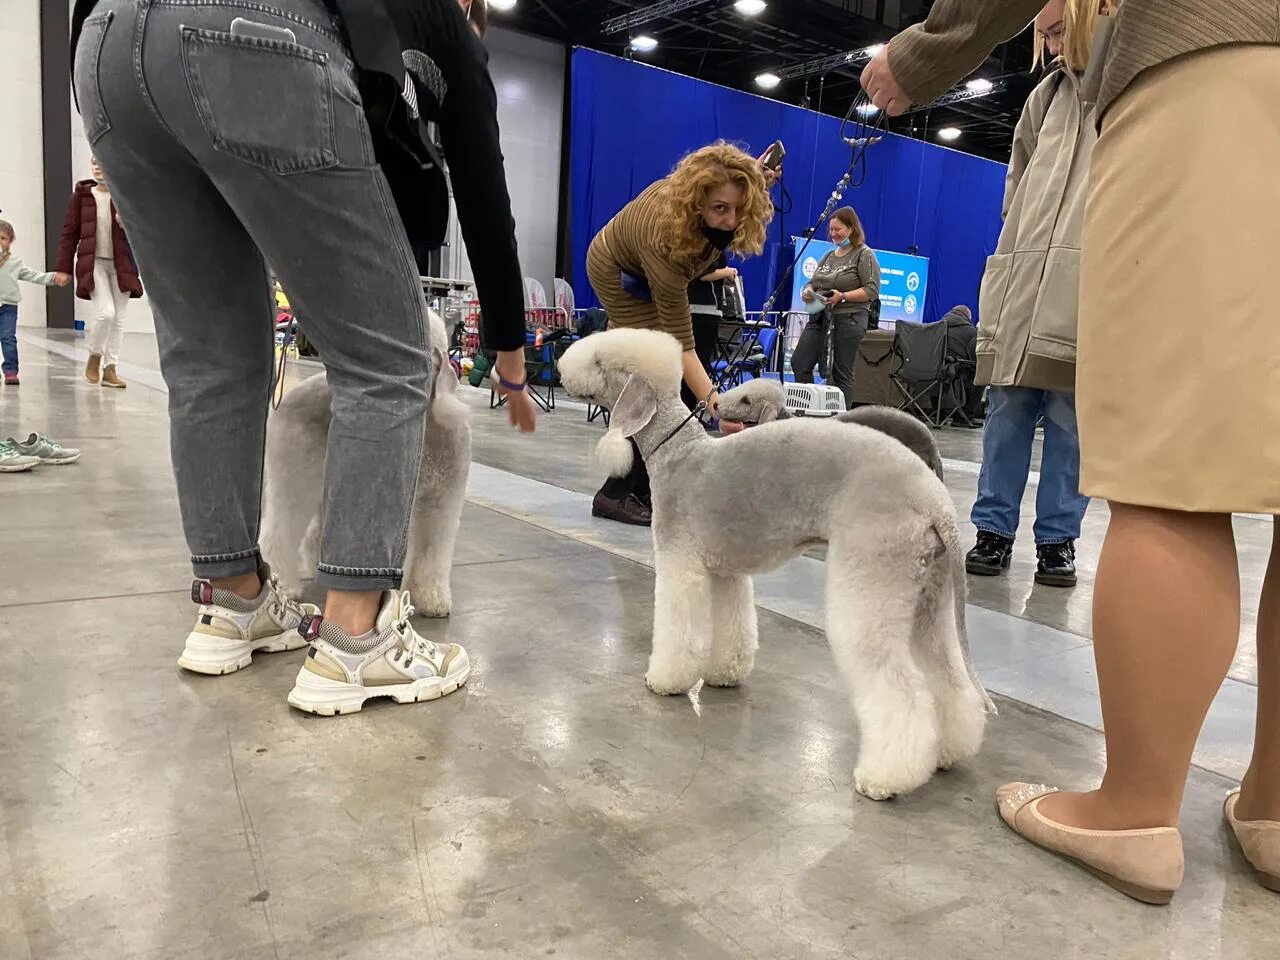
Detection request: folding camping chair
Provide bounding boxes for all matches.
[890,321,978,427]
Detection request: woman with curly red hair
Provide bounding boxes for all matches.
[586,142,776,525]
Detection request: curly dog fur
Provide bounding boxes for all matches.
[260,311,469,616]
[717,377,945,480]
[559,328,995,799]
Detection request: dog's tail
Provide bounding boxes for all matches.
[939,516,998,716]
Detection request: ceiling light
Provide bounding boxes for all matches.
[754,71,781,90]
[734,0,768,14]
[630,35,659,52]
[937,126,962,142]
[965,77,994,93]
[488,0,517,10]
[864,43,885,57]
[856,102,880,116]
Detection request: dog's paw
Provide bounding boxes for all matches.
[645,672,696,696]
[852,771,900,802]
[703,677,741,688]
[408,585,451,618]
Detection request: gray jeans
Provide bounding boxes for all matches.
[76,0,432,592]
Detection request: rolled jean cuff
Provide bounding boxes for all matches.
[316,563,402,593]
[192,548,262,581]
[973,524,1016,541]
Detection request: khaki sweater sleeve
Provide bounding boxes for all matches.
[888,0,1046,105]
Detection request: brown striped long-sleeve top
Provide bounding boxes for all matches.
[887,0,1279,122]
[590,180,719,350]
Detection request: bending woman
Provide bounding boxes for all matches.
[586,142,774,526]
[791,207,880,409]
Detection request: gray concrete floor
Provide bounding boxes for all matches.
[2,332,1276,960]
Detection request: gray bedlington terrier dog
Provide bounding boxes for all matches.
[558,328,995,800]
[717,378,944,480]
[260,311,469,616]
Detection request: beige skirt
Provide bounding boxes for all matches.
[1077,44,1280,513]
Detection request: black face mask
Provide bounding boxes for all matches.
[701,223,736,250]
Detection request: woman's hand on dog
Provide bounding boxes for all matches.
[719,418,747,435]
[495,349,538,433]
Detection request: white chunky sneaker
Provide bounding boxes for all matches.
[178,572,319,675]
[287,590,470,716]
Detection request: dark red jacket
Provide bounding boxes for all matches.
[56,180,144,301]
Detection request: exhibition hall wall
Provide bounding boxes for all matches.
[568,49,1008,324]
[1,1,50,328]
[440,27,566,298]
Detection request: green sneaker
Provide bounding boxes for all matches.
[10,433,81,465]
[0,439,40,473]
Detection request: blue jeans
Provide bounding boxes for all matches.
[0,304,18,375]
[971,386,1089,544]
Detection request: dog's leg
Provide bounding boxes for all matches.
[404,475,467,618]
[646,549,711,695]
[919,530,988,770]
[261,459,322,600]
[826,528,939,800]
[703,574,758,687]
[403,418,470,617]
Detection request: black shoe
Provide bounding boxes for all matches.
[592,491,652,527]
[1035,540,1078,587]
[966,531,1014,576]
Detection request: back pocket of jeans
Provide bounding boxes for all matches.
[180,26,336,175]
[75,12,114,145]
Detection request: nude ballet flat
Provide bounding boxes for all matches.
[1224,790,1280,893]
[996,783,1184,905]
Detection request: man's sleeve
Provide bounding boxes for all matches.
[887,0,1046,105]
[440,30,527,352]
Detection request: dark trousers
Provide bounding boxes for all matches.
[601,315,717,506]
[600,442,650,505]
[679,312,720,410]
[791,310,867,409]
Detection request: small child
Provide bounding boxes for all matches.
[0,219,70,385]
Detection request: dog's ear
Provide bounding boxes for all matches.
[593,375,657,477]
[758,400,782,424]
[609,375,658,439]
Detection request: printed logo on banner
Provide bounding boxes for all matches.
[905,294,918,315]
[802,257,819,280]
[907,272,920,292]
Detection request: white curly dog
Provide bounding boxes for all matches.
[558,328,995,799]
[260,311,469,616]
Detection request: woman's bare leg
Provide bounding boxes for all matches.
[1238,520,1280,822]
[1038,503,1240,829]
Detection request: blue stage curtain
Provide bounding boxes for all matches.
[569,49,1006,324]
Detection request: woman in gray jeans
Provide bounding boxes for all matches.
[792,206,881,409]
[69,0,536,716]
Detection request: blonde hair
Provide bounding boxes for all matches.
[831,207,866,247]
[1033,0,1116,73]
[659,141,773,266]
[0,219,13,241]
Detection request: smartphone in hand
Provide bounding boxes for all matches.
[762,140,786,171]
